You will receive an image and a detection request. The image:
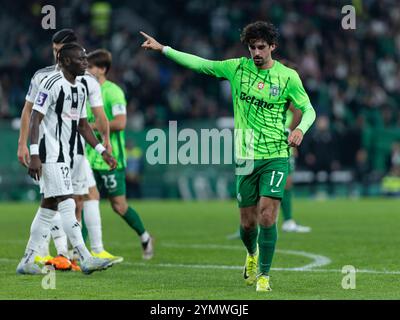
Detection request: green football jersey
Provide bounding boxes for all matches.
[285,108,293,129]
[165,48,316,160]
[86,80,127,170]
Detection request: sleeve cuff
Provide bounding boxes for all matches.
[25,96,34,103]
[162,46,171,55]
[32,106,46,115]
[295,126,304,134]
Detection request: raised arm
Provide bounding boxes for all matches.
[140,31,239,79]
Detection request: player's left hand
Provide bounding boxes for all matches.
[28,155,42,181]
[288,128,304,147]
[102,151,117,170]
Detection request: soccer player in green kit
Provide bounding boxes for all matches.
[141,21,316,291]
[85,49,154,260]
[227,104,311,239]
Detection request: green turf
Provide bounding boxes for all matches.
[1,198,400,299]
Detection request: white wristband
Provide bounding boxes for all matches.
[95,143,106,155]
[30,144,39,155]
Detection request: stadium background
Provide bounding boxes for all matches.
[1,0,400,301]
[0,0,399,201]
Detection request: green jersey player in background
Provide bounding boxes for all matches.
[281,104,311,233]
[140,21,316,292]
[85,49,154,260]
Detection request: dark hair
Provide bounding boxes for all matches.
[52,28,77,44]
[56,42,84,65]
[87,49,112,74]
[240,21,279,46]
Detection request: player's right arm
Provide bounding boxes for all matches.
[18,73,41,167]
[28,84,52,181]
[17,100,34,167]
[140,31,239,80]
[28,110,44,181]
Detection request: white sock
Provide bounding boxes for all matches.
[41,233,51,257]
[50,212,69,258]
[83,200,104,253]
[58,198,91,262]
[30,208,50,257]
[23,207,56,264]
[140,231,150,243]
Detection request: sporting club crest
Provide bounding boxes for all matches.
[269,84,280,96]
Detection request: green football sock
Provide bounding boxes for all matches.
[81,210,88,243]
[240,225,258,255]
[281,189,293,221]
[122,207,146,236]
[258,224,278,275]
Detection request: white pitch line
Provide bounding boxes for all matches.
[274,250,331,271]
[124,262,400,275]
[161,243,332,271]
[3,243,400,275]
[2,258,400,275]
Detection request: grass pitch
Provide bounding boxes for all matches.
[1,198,400,300]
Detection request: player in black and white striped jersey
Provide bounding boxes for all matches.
[17,29,122,269]
[16,43,117,275]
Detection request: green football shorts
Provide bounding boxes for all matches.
[236,158,289,208]
[93,168,126,198]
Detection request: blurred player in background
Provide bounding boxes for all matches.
[281,104,311,233]
[17,43,116,275]
[17,29,122,270]
[85,49,154,260]
[140,21,316,292]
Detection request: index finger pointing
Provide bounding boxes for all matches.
[140,31,151,39]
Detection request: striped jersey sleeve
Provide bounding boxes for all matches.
[78,72,103,107]
[25,65,57,103]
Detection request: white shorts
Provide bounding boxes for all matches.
[71,155,97,195]
[71,154,89,195]
[84,157,97,189]
[39,162,73,198]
